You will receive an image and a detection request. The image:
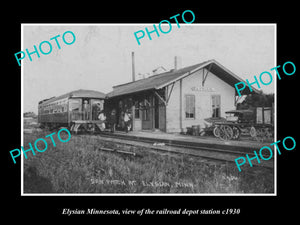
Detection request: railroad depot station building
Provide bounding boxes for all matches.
[106,59,258,133]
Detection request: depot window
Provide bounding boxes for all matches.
[212,95,221,118]
[185,95,195,119]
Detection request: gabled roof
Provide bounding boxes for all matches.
[39,89,106,105]
[107,59,259,98]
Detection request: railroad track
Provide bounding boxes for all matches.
[91,132,274,169]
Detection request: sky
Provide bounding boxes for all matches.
[22,24,275,113]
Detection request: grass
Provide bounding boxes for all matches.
[23,129,274,194]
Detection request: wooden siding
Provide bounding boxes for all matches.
[166,68,235,133]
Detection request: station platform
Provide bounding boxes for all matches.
[110,130,273,152]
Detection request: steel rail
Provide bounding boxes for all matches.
[93,132,273,169]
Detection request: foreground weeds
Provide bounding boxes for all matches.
[23,130,274,194]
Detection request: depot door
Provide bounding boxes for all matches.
[141,97,153,130]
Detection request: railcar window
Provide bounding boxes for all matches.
[69,99,82,120]
[69,99,81,111]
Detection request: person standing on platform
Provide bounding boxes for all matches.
[83,100,90,120]
[109,109,117,133]
[124,110,132,133]
[98,110,106,131]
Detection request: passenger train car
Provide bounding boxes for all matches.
[38,89,106,133]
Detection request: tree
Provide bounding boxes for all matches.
[24,112,37,118]
[237,93,274,110]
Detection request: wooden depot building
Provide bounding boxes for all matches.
[106,59,258,133]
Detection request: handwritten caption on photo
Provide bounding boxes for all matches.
[90,178,194,189]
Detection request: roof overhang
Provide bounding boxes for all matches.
[155,59,260,96]
[106,88,155,99]
[39,89,106,105]
[107,59,260,99]
[208,60,261,96]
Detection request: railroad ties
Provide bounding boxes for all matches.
[97,146,140,157]
[94,132,274,169]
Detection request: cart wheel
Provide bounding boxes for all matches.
[232,126,241,140]
[213,126,220,138]
[219,125,233,141]
[250,126,257,137]
[219,127,228,141]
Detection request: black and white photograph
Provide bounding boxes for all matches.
[21,24,276,195]
[3,4,299,221]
